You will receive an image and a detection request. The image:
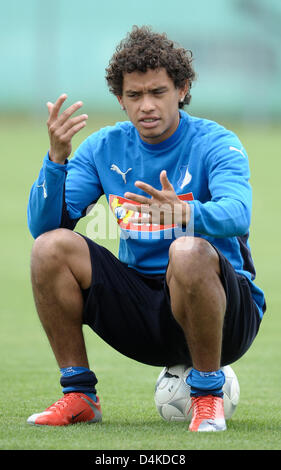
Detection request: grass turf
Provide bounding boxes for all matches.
[0,114,280,451]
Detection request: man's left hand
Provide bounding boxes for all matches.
[123,170,190,226]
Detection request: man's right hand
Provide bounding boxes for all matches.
[46,94,88,164]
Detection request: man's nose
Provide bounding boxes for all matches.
[140,94,156,113]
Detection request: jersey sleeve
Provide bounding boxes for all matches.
[64,136,103,219]
[27,154,68,238]
[27,136,103,239]
[191,132,252,238]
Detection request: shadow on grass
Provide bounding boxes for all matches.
[93,415,281,437]
[16,416,281,451]
[227,418,281,433]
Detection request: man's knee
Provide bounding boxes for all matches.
[31,229,92,290]
[168,236,220,285]
[31,229,72,266]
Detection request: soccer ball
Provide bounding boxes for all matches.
[154,364,240,422]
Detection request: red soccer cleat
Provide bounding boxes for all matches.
[188,395,226,432]
[27,392,102,426]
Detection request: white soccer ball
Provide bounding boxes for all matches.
[154,364,240,422]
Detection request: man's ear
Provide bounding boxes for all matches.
[180,81,189,102]
[117,96,125,110]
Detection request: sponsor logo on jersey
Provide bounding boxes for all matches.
[109,193,194,233]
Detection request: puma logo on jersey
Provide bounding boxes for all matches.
[229,146,246,158]
[37,180,47,198]
[110,164,132,184]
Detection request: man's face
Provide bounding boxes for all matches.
[118,68,188,145]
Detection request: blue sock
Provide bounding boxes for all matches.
[186,368,225,397]
[82,392,97,402]
[60,366,98,402]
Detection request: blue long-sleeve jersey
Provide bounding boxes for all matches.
[27,110,266,318]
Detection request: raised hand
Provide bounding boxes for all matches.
[46,94,88,164]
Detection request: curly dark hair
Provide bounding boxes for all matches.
[105,25,196,108]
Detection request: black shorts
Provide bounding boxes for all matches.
[80,234,261,368]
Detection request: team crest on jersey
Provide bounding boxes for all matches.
[178,166,192,190]
[109,193,194,233]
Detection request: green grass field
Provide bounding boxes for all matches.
[0,114,280,451]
